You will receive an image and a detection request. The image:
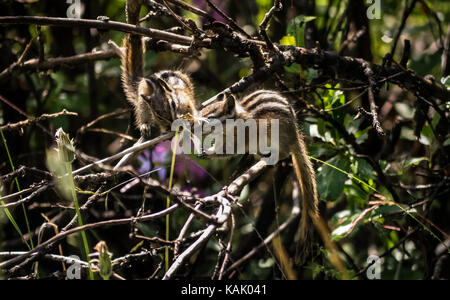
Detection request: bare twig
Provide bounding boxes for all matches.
[218,212,235,280]
[174,203,203,258]
[258,0,282,49]
[390,0,418,60]
[1,16,448,103]
[74,132,174,175]
[0,50,118,81]
[164,0,213,21]
[0,110,78,132]
[162,160,268,279]
[225,180,301,275]
[0,204,179,272]
[0,185,49,209]
[205,0,251,39]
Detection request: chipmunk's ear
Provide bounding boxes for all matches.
[156,77,173,92]
[140,78,155,100]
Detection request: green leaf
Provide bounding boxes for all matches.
[280,35,296,46]
[309,142,337,158]
[284,62,300,74]
[395,103,415,119]
[286,15,316,47]
[331,222,353,241]
[352,158,375,179]
[304,68,318,84]
[419,125,434,145]
[403,157,428,169]
[292,15,317,25]
[317,156,351,202]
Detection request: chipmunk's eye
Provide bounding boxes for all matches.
[160,72,170,79]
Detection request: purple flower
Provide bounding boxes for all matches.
[175,155,208,183]
[137,150,151,173]
[137,140,208,184]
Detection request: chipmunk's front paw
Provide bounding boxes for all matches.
[139,124,151,139]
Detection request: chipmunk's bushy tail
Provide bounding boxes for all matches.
[291,129,319,264]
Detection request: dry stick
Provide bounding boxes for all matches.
[141,0,172,21]
[108,40,125,57]
[164,0,213,21]
[147,39,193,54]
[1,16,449,102]
[218,212,235,280]
[0,94,51,137]
[2,187,106,275]
[390,0,418,59]
[0,16,195,45]
[0,110,78,132]
[204,0,252,39]
[162,160,268,280]
[258,0,283,50]
[0,204,179,271]
[225,181,301,275]
[163,196,231,280]
[174,203,203,258]
[362,61,385,135]
[0,36,35,81]
[84,128,136,141]
[201,49,291,107]
[0,252,89,267]
[113,136,146,170]
[79,109,130,133]
[0,50,118,81]
[162,0,193,34]
[5,171,210,273]
[74,132,174,175]
[0,185,49,209]
[0,133,173,203]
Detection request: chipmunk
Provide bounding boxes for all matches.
[121,1,197,138]
[199,90,319,261]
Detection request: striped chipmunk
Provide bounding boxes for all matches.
[121,1,198,138]
[199,90,320,261]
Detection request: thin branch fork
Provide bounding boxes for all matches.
[0,204,180,272]
[0,110,78,132]
[0,50,117,81]
[258,0,282,49]
[164,0,213,21]
[1,16,449,103]
[205,0,251,39]
[362,62,385,135]
[162,160,268,280]
[0,132,174,205]
[225,180,301,275]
